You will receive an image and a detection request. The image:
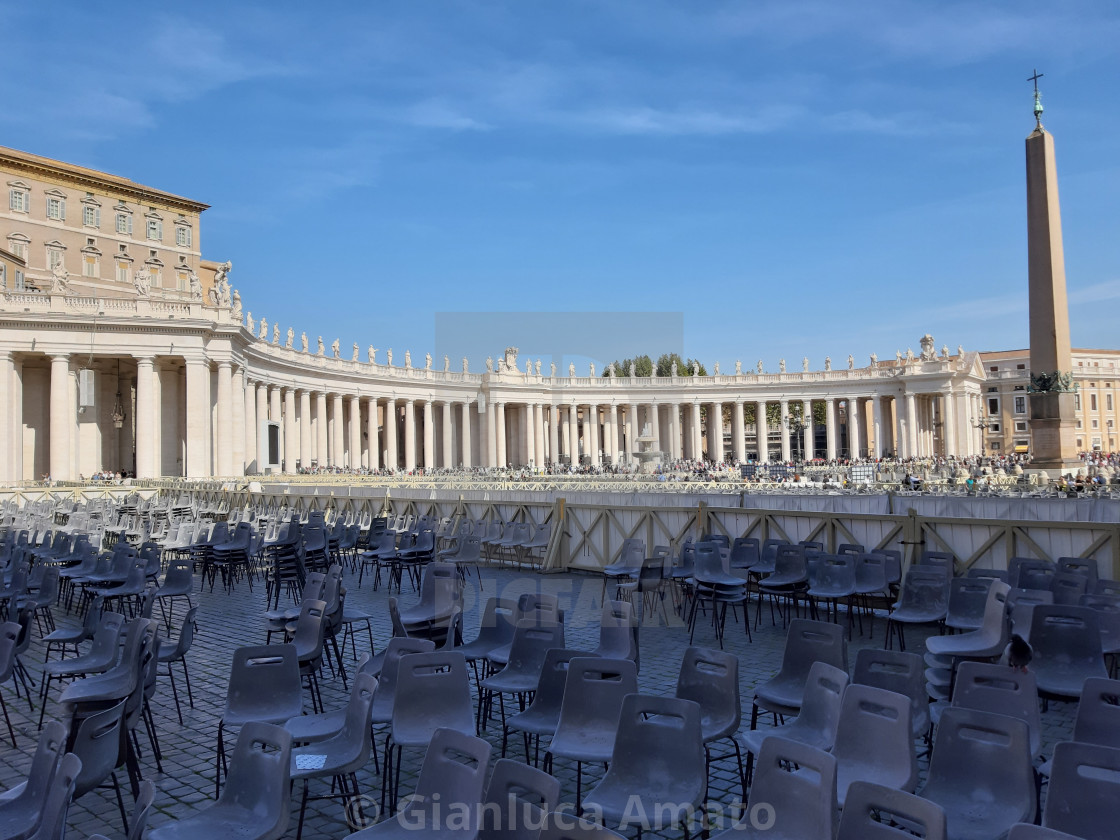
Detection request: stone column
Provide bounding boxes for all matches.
[535,402,546,466]
[906,392,918,457]
[256,383,269,469]
[851,396,860,456]
[440,402,453,469]
[628,403,640,462]
[283,389,297,472]
[871,395,884,459]
[548,405,559,467]
[825,398,837,461]
[367,398,379,469]
[690,402,702,461]
[231,367,245,474]
[779,399,791,462]
[605,404,618,464]
[732,400,745,463]
[803,399,815,461]
[756,401,769,463]
[244,379,257,473]
[383,397,397,469]
[485,401,497,467]
[48,355,71,481]
[348,395,361,469]
[403,399,417,471]
[495,402,506,467]
[954,392,971,457]
[650,402,661,456]
[327,394,341,466]
[460,401,472,468]
[942,391,957,457]
[669,402,681,460]
[298,391,312,471]
[568,404,579,464]
[135,356,158,478]
[524,403,536,466]
[315,392,328,467]
[586,404,599,466]
[185,359,210,477]
[893,396,906,458]
[267,386,281,467]
[709,402,724,464]
[420,399,433,470]
[0,353,11,482]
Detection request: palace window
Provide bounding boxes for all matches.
[1090,394,1098,411]
[83,205,100,228]
[116,213,133,235]
[1075,394,1081,411]
[46,196,65,221]
[46,242,65,271]
[1092,419,1099,429]
[6,235,29,261]
[988,422,1001,433]
[83,254,99,278]
[8,185,29,213]
[986,397,999,416]
[116,260,130,283]
[1013,396,1026,414]
[146,218,162,241]
[1109,394,1114,411]
[175,224,192,247]
[1015,420,1028,433]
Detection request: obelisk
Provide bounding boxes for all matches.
[1024,71,1079,474]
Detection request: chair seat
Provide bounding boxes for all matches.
[888,606,946,624]
[739,723,833,758]
[754,678,805,712]
[481,671,537,695]
[506,706,561,737]
[148,805,286,840]
[548,727,618,764]
[285,709,346,744]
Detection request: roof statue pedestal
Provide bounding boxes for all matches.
[1023,73,1081,476]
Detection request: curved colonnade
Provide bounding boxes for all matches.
[0,292,988,481]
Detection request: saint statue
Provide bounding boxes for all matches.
[691,361,699,377]
[870,352,878,366]
[779,359,786,373]
[568,362,575,377]
[188,270,202,301]
[735,360,742,375]
[212,261,232,308]
[802,357,809,372]
[231,290,242,320]
[387,348,393,365]
[423,352,431,370]
[825,356,832,371]
[259,318,268,340]
[609,362,617,378]
[525,360,532,376]
[941,344,949,358]
[462,357,469,373]
[133,266,152,298]
[352,342,360,361]
[847,353,854,370]
[590,363,596,377]
[331,338,340,358]
[369,346,377,364]
[957,344,964,357]
[535,359,541,375]
[896,350,903,364]
[273,324,280,344]
[286,327,294,348]
[757,360,764,374]
[301,332,309,353]
[487,356,494,373]
[671,361,678,376]
[404,350,412,368]
[714,362,720,375]
[444,355,450,372]
[629,361,636,378]
[246,312,255,333]
[317,336,325,356]
[550,362,557,377]
[906,347,915,362]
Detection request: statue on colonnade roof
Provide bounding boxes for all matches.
[286,327,294,348]
[301,332,308,353]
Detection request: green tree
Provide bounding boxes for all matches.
[655,353,706,377]
[600,354,653,377]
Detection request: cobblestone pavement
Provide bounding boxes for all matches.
[0,559,1076,839]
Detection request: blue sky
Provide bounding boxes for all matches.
[3,1,1118,371]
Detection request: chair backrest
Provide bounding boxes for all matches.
[72,697,127,798]
[776,619,849,688]
[730,537,760,569]
[405,728,491,827]
[950,661,1042,758]
[291,599,327,661]
[790,661,849,748]
[947,576,993,619]
[555,657,638,737]
[675,646,740,738]
[126,779,156,840]
[513,593,561,627]
[853,648,928,735]
[1050,572,1089,606]
[1072,677,1120,748]
[594,600,638,663]
[1043,740,1120,840]
[855,553,889,592]
[538,814,627,840]
[504,621,566,679]
[1010,558,1056,591]
[837,543,865,556]
[219,721,292,838]
[224,644,303,721]
[919,551,955,576]
[896,568,950,613]
[0,621,19,683]
[832,684,918,799]
[747,736,837,840]
[1057,556,1099,587]
[336,672,377,760]
[516,647,585,719]
[603,693,705,809]
[370,637,437,719]
[392,651,474,737]
[479,759,561,840]
[814,554,857,591]
[773,543,807,579]
[1,719,67,822]
[1031,605,1106,673]
[925,707,1036,832]
[26,751,81,840]
[837,781,947,840]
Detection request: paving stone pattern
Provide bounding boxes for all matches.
[0,560,1076,839]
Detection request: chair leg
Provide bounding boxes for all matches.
[0,691,15,748]
[167,664,183,726]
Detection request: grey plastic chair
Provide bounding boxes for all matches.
[92,779,155,840]
[0,719,67,840]
[944,577,993,631]
[837,781,947,840]
[487,594,563,667]
[344,727,491,840]
[478,758,561,840]
[1007,587,1054,639]
[0,622,24,747]
[1057,556,1099,588]
[1042,740,1120,840]
[853,648,930,739]
[153,557,194,634]
[38,610,126,727]
[216,644,303,798]
[457,597,518,682]
[25,751,80,840]
[948,661,1042,759]
[741,660,849,785]
[150,721,293,840]
[885,568,950,651]
[369,637,438,733]
[479,620,565,732]
[1070,676,1120,747]
[158,605,198,725]
[751,618,847,721]
[584,694,706,834]
[919,707,1035,840]
[385,650,475,812]
[505,648,586,764]
[544,657,638,807]
[925,580,1010,660]
[591,600,639,668]
[1008,557,1055,590]
[1030,605,1109,702]
[807,553,858,637]
[831,683,917,807]
[1007,826,1084,840]
[675,646,745,800]
[290,672,376,840]
[710,736,837,840]
[1051,572,1089,606]
[70,696,130,828]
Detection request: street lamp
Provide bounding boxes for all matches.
[785,413,807,461]
[969,416,993,456]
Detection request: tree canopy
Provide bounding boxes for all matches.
[600,352,706,377]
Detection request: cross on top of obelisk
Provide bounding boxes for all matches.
[1028,68,1044,128]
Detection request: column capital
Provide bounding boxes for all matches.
[51,353,70,363]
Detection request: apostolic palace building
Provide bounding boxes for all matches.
[1,145,1117,483]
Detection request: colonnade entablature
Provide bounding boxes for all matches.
[0,289,989,480]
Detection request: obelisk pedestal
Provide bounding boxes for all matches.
[1025,118,1080,476]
